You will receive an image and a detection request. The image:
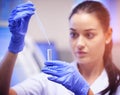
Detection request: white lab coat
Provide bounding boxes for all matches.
[12,62,120,95]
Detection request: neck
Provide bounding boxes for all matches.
[77,60,104,85]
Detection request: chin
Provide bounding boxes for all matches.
[76,58,89,64]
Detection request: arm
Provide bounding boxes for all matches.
[0,52,17,95]
[0,1,35,95]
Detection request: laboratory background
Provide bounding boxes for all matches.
[0,0,120,87]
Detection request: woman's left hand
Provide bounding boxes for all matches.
[42,60,90,95]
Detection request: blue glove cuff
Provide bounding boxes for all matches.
[74,83,90,95]
[72,72,90,95]
[8,35,25,54]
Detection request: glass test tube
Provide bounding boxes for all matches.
[47,49,52,60]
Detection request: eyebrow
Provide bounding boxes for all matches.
[85,29,96,32]
[69,28,96,32]
[69,28,76,32]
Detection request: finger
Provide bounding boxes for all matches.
[15,6,35,12]
[48,76,62,84]
[45,60,67,66]
[42,67,61,77]
[14,11,34,20]
[16,1,34,8]
[10,3,35,17]
[9,10,34,21]
[48,76,69,85]
[11,6,35,16]
[44,61,57,66]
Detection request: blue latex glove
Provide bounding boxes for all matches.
[42,60,90,95]
[8,1,35,54]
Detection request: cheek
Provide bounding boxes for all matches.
[90,38,106,59]
[69,39,75,51]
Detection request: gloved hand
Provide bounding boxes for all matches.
[8,1,35,54]
[42,60,90,95]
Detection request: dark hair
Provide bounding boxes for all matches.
[69,1,120,95]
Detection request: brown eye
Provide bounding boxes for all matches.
[70,31,79,39]
[85,32,94,39]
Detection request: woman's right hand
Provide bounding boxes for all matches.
[8,1,35,54]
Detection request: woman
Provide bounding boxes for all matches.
[69,1,120,94]
[42,1,120,95]
[0,1,120,95]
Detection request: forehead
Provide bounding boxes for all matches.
[69,12,102,30]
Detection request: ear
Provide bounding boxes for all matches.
[105,27,112,44]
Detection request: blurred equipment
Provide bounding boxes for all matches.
[11,36,45,86]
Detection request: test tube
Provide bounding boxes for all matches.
[47,49,52,60]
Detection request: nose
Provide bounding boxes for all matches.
[76,36,85,49]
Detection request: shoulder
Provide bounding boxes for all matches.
[12,72,74,95]
[115,85,120,95]
[90,69,109,94]
[11,72,52,95]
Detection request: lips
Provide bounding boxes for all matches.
[75,51,87,57]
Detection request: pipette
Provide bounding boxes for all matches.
[34,10,52,60]
[24,0,52,60]
[34,11,51,46]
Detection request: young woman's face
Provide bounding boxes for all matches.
[69,12,109,65]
